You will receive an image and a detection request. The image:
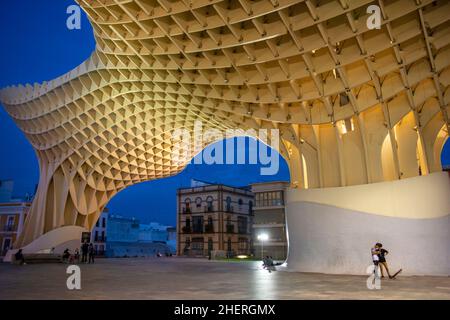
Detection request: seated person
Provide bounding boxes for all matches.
[62,248,71,262]
[15,249,26,265]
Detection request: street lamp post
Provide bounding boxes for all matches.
[257,233,269,259]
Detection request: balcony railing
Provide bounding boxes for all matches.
[192,225,203,233]
[204,224,214,233]
[204,205,214,213]
[182,226,191,233]
[2,225,17,232]
[182,207,191,214]
[225,206,234,213]
[94,237,106,243]
[238,228,248,234]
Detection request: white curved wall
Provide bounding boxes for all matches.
[3,226,86,262]
[287,172,450,219]
[285,172,450,276]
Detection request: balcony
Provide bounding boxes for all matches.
[94,236,106,243]
[226,224,234,233]
[192,225,203,234]
[182,207,191,214]
[204,224,214,233]
[182,226,191,233]
[3,225,17,232]
[254,200,284,209]
[238,228,248,235]
[204,205,214,213]
[225,206,234,213]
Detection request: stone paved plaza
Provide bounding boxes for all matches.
[0,257,449,300]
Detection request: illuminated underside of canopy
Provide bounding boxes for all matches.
[0,0,449,247]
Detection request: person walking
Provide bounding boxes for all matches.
[81,241,89,263]
[88,243,95,264]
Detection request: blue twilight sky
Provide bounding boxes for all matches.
[0,1,448,226]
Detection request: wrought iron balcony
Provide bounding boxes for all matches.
[204,224,214,233]
[3,225,17,232]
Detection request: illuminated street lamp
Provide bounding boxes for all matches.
[257,233,269,259]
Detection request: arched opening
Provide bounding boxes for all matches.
[101,136,290,259]
[380,117,449,182]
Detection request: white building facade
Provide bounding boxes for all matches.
[251,182,289,260]
[90,209,109,255]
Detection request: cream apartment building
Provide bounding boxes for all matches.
[177,181,254,257]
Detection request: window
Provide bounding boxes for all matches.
[184,198,191,213]
[95,231,98,241]
[183,218,191,233]
[227,238,232,253]
[205,216,214,233]
[238,198,243,206]
[225,196,232,212]
[255,191,283,207]
[238,238,249,254]
[206,196,213,212]
[102,217,106,228]
[2,238,12,256]
[101,231,105,242]
[6,216,15,231]
[255,193,261,207]
[208,238,213,253]
[191,238,204,252]
[96,220,99,227]
[226,216,234,233]
[269,192,273,206]
[192,216,204,233]
[249,201,253,214]
[195,197,202,208]
[238,216,248,234]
